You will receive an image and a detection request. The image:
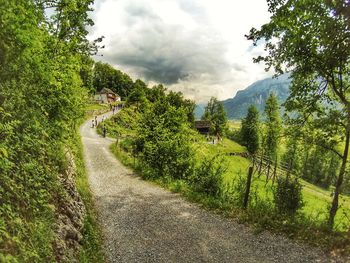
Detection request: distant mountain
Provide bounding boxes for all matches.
[194,104,205,119]
[222,74,292,119]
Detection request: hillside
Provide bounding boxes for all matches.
[222,74,292,119]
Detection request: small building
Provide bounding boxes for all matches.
[194,120,211,134]
[94,88,121,104]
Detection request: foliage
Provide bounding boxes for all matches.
[247,0,350,228]
[264,94,281,161]
[0,0,98,260]
[93,61,134,98]
[202,97,228,136]
[302,146,339,189]
[274,177,304,216]
[137,101,195,180]
[166,91,196,125]
[125,87,148,110]
[240,105,260,154]
[281,133,301,176]
[190,156,227,197]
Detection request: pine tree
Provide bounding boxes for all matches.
[241,105,260,154]
[264,94,281,161]
[264,94,281,179]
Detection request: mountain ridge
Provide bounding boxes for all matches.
[222,74,291,119]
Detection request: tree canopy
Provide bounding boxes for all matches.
[93,61,134,99]
[241,105,260,154]
[202,97,228,136]
[0,0,98,260]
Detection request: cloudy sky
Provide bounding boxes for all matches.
[89,0,272,103]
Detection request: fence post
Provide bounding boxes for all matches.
[258,152,264,177]
[272,155,278,185]
[243,166,254,209]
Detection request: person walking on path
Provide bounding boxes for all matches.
[102,125,107,138]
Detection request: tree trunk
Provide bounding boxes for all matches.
[328,127,350,229]
[258,151,264,177]
[266,160,271,183]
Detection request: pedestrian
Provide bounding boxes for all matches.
[91,119,95,128]
[94,116,97,127]
[102,125,107,138]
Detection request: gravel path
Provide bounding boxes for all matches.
[80,112,332,263]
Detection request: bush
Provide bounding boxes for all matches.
[273,177,304,215]
[190,156,227,196]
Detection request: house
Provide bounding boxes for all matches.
[194,120,211,134]
[94,88,121,103]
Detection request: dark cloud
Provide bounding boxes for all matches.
[101,1,230,85]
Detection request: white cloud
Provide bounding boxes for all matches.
[89,0,272,103]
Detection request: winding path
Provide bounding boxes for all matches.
[80,112,330,263]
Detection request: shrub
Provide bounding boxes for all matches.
[190,155,227,196]
[273,176,303,215]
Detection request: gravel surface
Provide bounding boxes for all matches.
[80,112,333,263]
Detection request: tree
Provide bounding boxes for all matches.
[137,100,194,180]
[126,88,148,111]
[247,0,350,228]
[264,94,281,162]
[167,91,195,124]
[202,97,228,136]
[93,62,134,98]
[241,105,260,154]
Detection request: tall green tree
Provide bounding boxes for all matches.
[137,100,194,180]
[264,94,281,161]
[247,0,350,228]
[202,97,227,136]
[166,91,195,124]
[241,105,260,154]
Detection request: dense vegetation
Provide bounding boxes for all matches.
[0,1,104,261]
[247,0,350,229]
[92,62,134,99]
